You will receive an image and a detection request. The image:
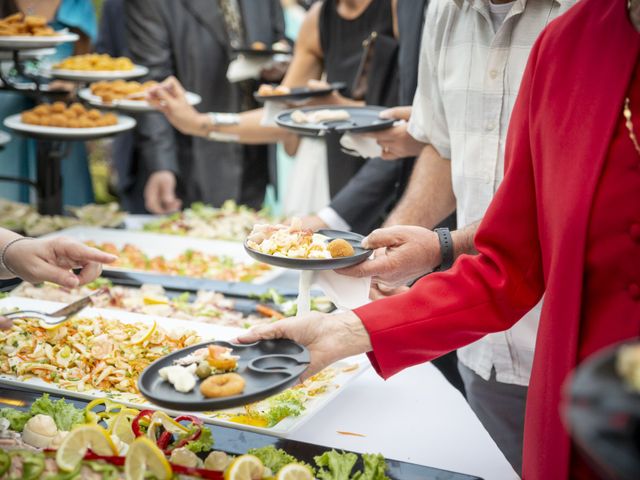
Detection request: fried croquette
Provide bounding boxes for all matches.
[89,79,158,103]
[54,53,135,71]
[20,103,118,128]
[0,13,56,36]
[328,238,355,258]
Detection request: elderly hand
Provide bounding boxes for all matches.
[147,76,209,136]
[363,106,425,160]
[337,226,441,288]
[2,236,117,289]
[144,170,182,214]
[236,311,372,380]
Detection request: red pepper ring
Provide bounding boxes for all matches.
[131,409,157,437]
[158,431,173,452]
[174,415,203,425]
[83,451,224,479]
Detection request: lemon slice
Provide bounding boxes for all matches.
[276,464,314,480]
[224,454,265,480]
[146,411,190,440]
[108,411,137,445]
[129,320,157,345]
[125,436,172,480]
[143,296,169,306]
[56,425,118,472]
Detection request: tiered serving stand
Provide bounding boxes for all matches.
[0,32,138,215]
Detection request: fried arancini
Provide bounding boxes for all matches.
[0,13,55,36]
[328,238,355,258]
[20,103,118,128]
[50,102,66,113]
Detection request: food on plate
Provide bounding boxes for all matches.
[290,108,350,124]
[247,218,355,259]
[158,365,198,393]
[616,343,640,392]
[207,344,240,371]
[11,280,278,329]
[86,241,272,282]
[200,373,246,398]
[257,84,291,97]
[54,53,135,71]
[20,102,118,128]
[271,40,291,53]
[0,316,200,394]
[143,200,275,242]
[328,238,355,258]
[0,13,56,36]
[251,41,267,50]
[89,79,158,103]
[0,200,125,236]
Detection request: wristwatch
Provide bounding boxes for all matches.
[434,227,454,271]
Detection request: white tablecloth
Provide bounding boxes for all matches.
[290,363,519,480]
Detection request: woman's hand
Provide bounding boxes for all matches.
[147,76,209,136]
[236,311,372,380]
[2,237,117,288]
[337,226,441,288]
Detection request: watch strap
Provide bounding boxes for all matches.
[434,227,454,271]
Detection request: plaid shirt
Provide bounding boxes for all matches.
[408,0,575,385]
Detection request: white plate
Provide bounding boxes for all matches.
[3,114,136,140]
[44,226,282,285]
[0,47,55,61]
[47,64,148,82]
[0,31,78,50]
[78,88,202,113]
[0,297,368,437]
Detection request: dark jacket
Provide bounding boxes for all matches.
[329,0,430,234]
[125,0,285,208]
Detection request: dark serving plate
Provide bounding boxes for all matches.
[232,46,292,57]
[275,105,394,136]
[0,387,483,479]
[244,229,371,271]
[563,341,640,480]
[254,82,346,103]
[139,339,310,411]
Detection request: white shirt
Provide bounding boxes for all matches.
[408,0,575,386]
[489,1,516,31]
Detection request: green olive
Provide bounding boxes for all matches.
[196,362,212,379]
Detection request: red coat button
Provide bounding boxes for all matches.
[629,283,640,301]
[631,224,640,243]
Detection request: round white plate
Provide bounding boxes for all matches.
[0,47,55,61]
[0,32,78,50]
[3,113,136,140]
[78,88,202,113]
[47,64,148,82]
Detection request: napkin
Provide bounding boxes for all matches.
[296,270,371,315]
[340,133,382,159]
[283,138,330,216]
[227,56,273,83]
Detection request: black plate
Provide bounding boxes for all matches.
[244,229,371,270]
[276,105,394,136]
[564,342,640,480]
[254,82,346,103]
[232,46,291,57]
[138,339,310,411]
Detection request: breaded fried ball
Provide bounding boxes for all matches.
[51,101,66,113]
[33,104,50,116]
[21,112,39,125]
[328,238,355,258]
[87,109,101,120]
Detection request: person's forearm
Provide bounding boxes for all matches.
[384,145,456,228]
[0,229,23,278]
[206,109,294,144]
[452,221,480,258]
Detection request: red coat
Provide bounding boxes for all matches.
[354,0,640,478]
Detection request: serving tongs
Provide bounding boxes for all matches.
[4,292,97,326]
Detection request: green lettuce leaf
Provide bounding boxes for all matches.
[0,408,32,432]
[247,445,314,474]
[184,426,214,453]
[351,454,390,480]
[30,394,84,431]
[314,450,358,480]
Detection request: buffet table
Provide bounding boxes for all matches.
[291,363,519,480]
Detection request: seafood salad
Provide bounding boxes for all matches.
[86,241,272,282]
[0,316,200,394]
[247,218,355,259]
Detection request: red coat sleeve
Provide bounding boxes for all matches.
[355,38,546,380]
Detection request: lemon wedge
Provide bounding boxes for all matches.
[125,436,173,480]
[143,296,169,306]
[146,411,190,440]
[108,410,137,445]
[276,464,314,480]
[56,425,118,472]
[224,454,265,480]
[129,320,157,345]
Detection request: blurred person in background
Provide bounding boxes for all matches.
[125,0,287,214]
[0,0,97,206]
[146,0,400,211]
